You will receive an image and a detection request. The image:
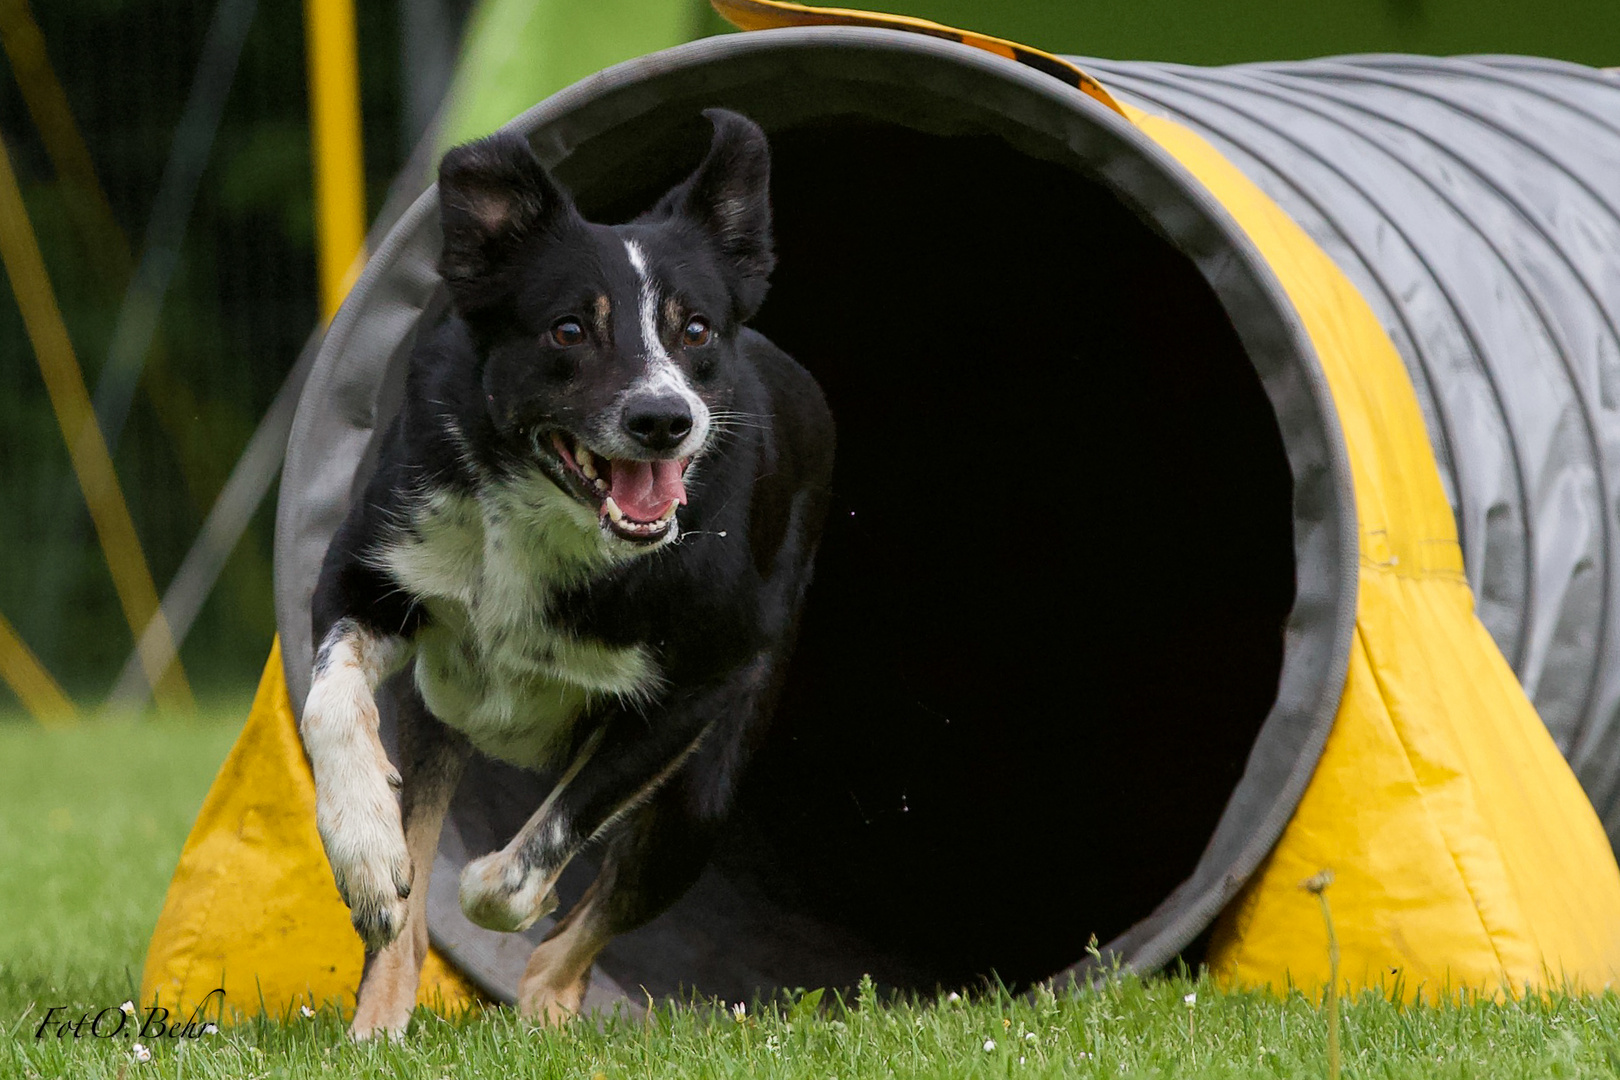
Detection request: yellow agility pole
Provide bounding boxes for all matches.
[304,0,367,320]
[0,609,76,725]
[0,0,131,288]
[1,0,224,521]
[0,133,194,713]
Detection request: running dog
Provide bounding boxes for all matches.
[301,109,834,1038]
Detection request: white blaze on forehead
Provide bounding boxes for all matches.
[621,239,709,444]
[623,239,673,371]
[624,238,650,278]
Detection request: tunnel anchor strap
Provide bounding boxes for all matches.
[708,0,1127,117]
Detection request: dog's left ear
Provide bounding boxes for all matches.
[651,109,775,321]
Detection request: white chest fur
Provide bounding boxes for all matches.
[376,472,660,768]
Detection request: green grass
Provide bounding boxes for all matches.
[6,713,1620,1078]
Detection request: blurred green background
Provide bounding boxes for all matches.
[1,0,1616,712]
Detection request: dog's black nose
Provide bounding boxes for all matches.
[623,394,694,451]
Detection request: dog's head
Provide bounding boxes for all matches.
[436,109,774,549]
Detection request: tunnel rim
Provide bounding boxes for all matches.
[274,25,1359,998]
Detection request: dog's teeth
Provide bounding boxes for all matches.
[593,478,608,493]
[657,501,678,523]
[577,446,597,480]
[603,497,624,523]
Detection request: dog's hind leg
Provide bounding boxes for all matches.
[350,693,470,1041]
[517,776,721,1026]
[516,874,614,1026]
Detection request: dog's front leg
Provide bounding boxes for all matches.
[350,695,470,1040]
[457,714,714,936]
[302,618,415,953]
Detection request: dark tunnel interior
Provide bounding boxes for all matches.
[530,115,1300,995]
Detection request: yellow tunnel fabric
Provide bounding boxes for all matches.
[139,638,482,1020]
[1126,108,1620,998]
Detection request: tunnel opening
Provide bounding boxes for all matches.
[560,115,1297,994]
[272,31,1356,1007]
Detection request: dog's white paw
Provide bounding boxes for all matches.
[459,851,558,932]
[315,768,412,952]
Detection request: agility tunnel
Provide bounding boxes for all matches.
[142,10,1620,1017]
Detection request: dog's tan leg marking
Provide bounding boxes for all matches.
[517,879,614,1027]
[303,620,413,953]
[348,757,459,1042]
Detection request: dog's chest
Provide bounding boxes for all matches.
[380,482,657,768]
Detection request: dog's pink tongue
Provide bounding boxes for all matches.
[606,458,687,521]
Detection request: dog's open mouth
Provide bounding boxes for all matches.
[548,432,689,544]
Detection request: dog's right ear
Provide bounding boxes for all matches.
[437,131,573,312]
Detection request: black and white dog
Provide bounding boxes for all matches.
[301,110,833,1038]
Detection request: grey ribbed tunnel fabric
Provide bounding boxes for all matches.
[1082,55,1620,842]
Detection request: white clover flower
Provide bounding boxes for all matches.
[203,1022,219,1035]
[983,1038,997,1052]
[120,1001,136,1016]
[1184,992,1197,1006]
[300,1004,316,1018]
[946,991,961,1003]
[132,1043,152,1063]
[1024,1031,1037,1041]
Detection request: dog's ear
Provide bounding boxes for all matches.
[652,109,775,321]
[437,131,573,312]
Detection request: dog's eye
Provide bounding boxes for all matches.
[682,316,711,348]
[549,318,586,348]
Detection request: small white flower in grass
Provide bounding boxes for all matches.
[946,991,961,1003]
[300,1004,316,1019]
[1019,1056,1026,1065]
[203,1023,219,1035]
[132,1044,152,1063]
[731,1001,747,1022]
[120,1001,136,1016]
[1184,992,1197,1006]
[983,1039,997,1052]
[1024,1031,1037,1041]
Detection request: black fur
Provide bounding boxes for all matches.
[308,111,833,968]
